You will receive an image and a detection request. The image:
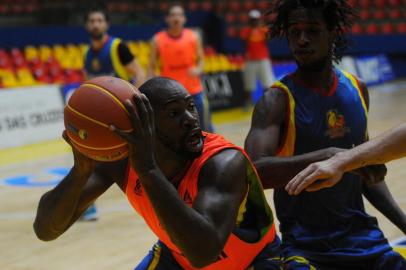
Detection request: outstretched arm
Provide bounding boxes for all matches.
[244,88,342,189]
[33,132,126,241]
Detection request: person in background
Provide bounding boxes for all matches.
[81,5,146,220]
[149,3,214,132]
[240,9,275,110]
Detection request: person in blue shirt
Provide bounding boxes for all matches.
[244,0,406,269]
[81,6,145,220]
[84,5,145,87]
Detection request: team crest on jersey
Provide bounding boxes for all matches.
[325,110,350,139]
[92,59,101,71]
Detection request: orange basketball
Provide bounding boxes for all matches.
[64,76,139,162]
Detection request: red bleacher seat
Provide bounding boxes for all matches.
[257,0,271,10]
[366,24,378,34]
[389,9,401,19]
[226,26,238,38]
[359,0,371,8]
[201,1,212,11]
[347,0,357,7]
[351,24,363,34]
[159,2,169,12]
[398,23,406,33]
[373,10,385,20]
[376,0,386,7]
[225,13,236,24]
[388,0,400,7]
[381,23,394,34]
[238,13,249,24]
[188,1,199,12]
[243,1,256,11]
[228,1,241,12]
[360,10,370,20]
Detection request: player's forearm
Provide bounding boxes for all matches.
[33,168,89,241]
[140,168,224,267]
[333,123,406,172]
[363,182,406,234]
[254,148,341,189]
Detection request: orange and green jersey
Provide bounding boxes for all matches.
[125,132,277,270]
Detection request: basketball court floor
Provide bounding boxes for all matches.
[1,80,405,269]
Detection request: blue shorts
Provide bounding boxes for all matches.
[283,249,406,270]
[134,237,283,270]
[192,92,214,132]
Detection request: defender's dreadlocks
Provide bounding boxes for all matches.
[268,0,357,63]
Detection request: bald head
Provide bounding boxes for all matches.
[139,77,189,109]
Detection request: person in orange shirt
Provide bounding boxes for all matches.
[240,9,275,109]
[149,3,213,132]
[33,77,282,269]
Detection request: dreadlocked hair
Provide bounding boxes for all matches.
[267,0,358,63]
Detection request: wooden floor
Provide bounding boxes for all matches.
[0,80,405,270]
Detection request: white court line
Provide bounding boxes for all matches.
[390,236,406,246]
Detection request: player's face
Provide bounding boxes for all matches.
[86,12,109,40]
[166,6,186,30]
[154,88,203,159]
[286,9,335,71]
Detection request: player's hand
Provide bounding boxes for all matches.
[350,164,387,185]
[188,66,202,77]
[110,94,157,176]
[285,159,344,195]
[62,130,96,176]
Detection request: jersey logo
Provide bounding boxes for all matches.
[325,110,350,139]
[134,179,142,196]
[182,190,193,204]
[91,58,101,71]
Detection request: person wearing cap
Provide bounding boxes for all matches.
[240,9,275,110]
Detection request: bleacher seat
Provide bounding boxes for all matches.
[366,23,379,34]
[389,9,401,19]
[351,24,363,34]
[373,10,385,20]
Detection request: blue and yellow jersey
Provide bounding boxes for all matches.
[84,36,130,81]
[272,68,391,261]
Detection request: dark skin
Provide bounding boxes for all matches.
[33,81,247,268]
[245,8,406,233]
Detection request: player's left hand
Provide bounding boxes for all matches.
[110,94,157,176]
[285,159,344,195]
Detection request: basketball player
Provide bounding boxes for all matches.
[84,6,145,87]
[244,0,406,268]
[148,4,214,132]
[287,123,406,195]
[34,77,282,269]
[82,6,146,220]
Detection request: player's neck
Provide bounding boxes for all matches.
[167,27,183,38]
[91,34,109,50]
[295,64,334,94]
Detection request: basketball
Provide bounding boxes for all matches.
[64,76,139,162]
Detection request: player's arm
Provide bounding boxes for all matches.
[357,82,406,234]
[244,88,342,189]
[188,31,204,76]
[148,36,159,78]
[141,150,247,268]
[118,42,146,87]
[33,134,126,241]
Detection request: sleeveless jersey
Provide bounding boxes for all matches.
[84,36,131,81]
[272,68,391,261]
[155,29,203,95]
[126,132,276,269]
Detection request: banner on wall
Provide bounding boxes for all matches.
[355,54,395,86]
[0,85,65,149]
